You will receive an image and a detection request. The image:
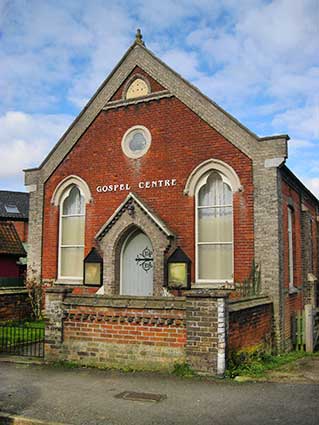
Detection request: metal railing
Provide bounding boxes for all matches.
[0,324,44,357]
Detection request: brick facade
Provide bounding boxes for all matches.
[41,95,254,286]
[25,36,319,364]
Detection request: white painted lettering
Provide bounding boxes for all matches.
[96,179,177,193]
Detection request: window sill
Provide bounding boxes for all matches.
[194,281,235,290]
[54,279,83,286]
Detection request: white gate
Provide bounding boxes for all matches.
[121,230,154,296]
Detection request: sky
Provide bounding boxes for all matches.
[0,0,318,196]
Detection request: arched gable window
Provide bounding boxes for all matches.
[59,185,85,279]
[51,175,91,281]
[196,172,233,282]
[185,159,240,285]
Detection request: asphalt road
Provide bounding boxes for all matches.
[0,361,318,425]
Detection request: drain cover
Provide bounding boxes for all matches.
[115,391,166,402]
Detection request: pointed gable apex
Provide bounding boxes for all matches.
[25,34,288,187]
[95,193,175,241]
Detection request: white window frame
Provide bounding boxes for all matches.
[287,206,294,288]
[195,171,234,285]
[58,185,85,281]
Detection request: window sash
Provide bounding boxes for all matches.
[58,186,85,280]
[195,173,233,283]
[288,207,294,286]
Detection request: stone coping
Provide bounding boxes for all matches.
[62,294,186,310]
[0,288,28,295]
[228,295,272,312]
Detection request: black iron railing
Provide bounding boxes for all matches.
[0,324,44,357]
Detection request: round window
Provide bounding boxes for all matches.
[121,126,151,159]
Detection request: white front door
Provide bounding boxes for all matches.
[121,230,154,296]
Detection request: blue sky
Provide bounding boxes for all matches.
[1,0,318,196]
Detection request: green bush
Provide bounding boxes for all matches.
[226,347,308,378]
[172,362,196,378]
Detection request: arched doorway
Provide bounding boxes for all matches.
[120,229,154,296]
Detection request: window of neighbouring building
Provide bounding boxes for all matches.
[5,204,20,214]
[287,206,294,287]
[59,185,85,279]
[196,171,233,282]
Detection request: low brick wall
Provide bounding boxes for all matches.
[228,297,273,352]
[45,288,229,375]
[0,289,32,322]
[46,291,186,371]
[63,296,186,370]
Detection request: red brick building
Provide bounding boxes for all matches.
[25,32,319,374]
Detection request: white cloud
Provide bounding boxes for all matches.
[0,111,73,178]
[272,104,319,139]
[0,0,318,192]
[161,49,203,80]
[304,177,319,198]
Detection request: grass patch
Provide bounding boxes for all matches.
[226,348,309,379]
[0,319,45,346]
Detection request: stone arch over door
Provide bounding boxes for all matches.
[96,193,175,296]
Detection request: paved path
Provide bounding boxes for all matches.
[0,362,318,425]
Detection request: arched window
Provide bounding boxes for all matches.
[196,172,233,282]
[59,185,85,279]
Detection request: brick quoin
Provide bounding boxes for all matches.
[42,93,254,286]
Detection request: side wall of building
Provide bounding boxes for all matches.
[281,170,319,348]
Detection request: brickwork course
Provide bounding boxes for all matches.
[24,33,319,373]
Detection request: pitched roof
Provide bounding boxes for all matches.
[0,222,27,256]
[24,34,288,186]
[0,191,29,220]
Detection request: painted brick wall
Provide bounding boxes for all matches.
[42,89,254,287]
[228,302,273,351]
[0,257,21,278]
